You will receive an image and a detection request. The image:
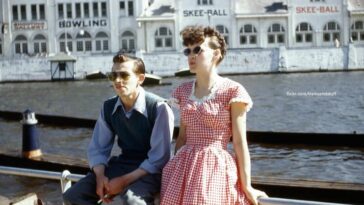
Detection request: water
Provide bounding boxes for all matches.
[0,71,363,203]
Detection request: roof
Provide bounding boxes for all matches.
[48,53,77,62]
[348,0,364,12]
[236,0,288,14]
[142,0,175,17]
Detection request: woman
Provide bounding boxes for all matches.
[161,26,267,205]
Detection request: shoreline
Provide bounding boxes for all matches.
[1,68,363,84]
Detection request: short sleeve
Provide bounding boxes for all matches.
[229,84,253,112]
[168,88,180,109]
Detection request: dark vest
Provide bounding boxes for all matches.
[103,92,164,162]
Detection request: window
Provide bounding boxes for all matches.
[295,22,313,44]
[101,2,107,17]
[66,3,72,18]
[13,6,18,21]
[84,3,90,18]
[216,25,229,45]
[267,23,285,45]
[120,1,125,9]
[39,4,45,20]
[20,5,26,20]
[14,35,28,54]
[58,4,64,19]
[76,3,81,18]
[121,31,135,52]
[31,5,37,20]
[59,33,73,52]
[33,34,47,53]
[31,4,46,20]
[198,0,213,5]
[76,31,92,52]
[93,2,99,17]
[95,32,109,52]
[155,27,173,49]
[240,24,257,46]
[351,20,364,43]
[128,1,134,16]
[323,21,340,44]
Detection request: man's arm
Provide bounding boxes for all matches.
[87,107,115,201]
[87,107,115,168]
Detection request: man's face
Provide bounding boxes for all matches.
[110,61,144,98]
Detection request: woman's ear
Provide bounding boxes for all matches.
[213,50,221,62]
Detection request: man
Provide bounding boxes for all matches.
[63,54,174,205]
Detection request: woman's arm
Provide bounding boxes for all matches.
[174,121,186,154]
[231,102,267,205]
[231,102,251,188]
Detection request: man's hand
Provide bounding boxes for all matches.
[106,175,130,196]
[105,168,148,197]
[93,165,110,202]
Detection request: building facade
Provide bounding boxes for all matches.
[0,0,363,79]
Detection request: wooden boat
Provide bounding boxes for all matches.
[143,73,162,85]
[174,67,194,77]
[85,70,106,80]
[85,71,162,86]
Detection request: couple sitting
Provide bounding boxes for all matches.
[63,25,266,205]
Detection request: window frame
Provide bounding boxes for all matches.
[350,20,364,44]
[267,23,286,46]
[33,34,47,54]
[14,35,28,54]
[322,21,341,46]
[154,27,173,50]
[216,25,229,45]
[76,31,92,52]
[95,32,109,52]
[295,22,314,46]
[59,33,73,53]
[121,31,136,53]
[0,38,2,55]
[239,24,258,47]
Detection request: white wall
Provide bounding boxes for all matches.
[0,45,364,81]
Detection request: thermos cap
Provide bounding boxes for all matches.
[20,109,38,125]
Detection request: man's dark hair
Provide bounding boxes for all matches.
[113,54,146,74]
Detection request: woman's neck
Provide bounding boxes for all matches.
[194,70,219,99]
[195,70,219,90]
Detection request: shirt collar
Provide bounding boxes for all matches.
[111,87,148,118]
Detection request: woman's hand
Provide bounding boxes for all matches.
[244,186,268,205]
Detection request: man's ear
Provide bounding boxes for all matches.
[138,73,145,85]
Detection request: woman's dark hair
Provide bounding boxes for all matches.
[180,25,227,65]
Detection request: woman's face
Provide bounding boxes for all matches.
[185,38,216,74]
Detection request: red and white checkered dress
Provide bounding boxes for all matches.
[161,77,253,205]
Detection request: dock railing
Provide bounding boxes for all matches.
[0,165,348,205]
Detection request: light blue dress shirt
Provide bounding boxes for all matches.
[87,88,174,174]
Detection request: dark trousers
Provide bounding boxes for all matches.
[63,156,161,205]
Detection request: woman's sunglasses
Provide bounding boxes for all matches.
[183,46,203,56]
[106,71,131,81]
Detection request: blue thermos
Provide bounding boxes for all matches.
[21,109,42,158]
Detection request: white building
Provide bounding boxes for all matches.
[0,0,363,80]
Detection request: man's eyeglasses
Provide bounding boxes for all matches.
[106,71,131,81]
[183,46,203,57]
